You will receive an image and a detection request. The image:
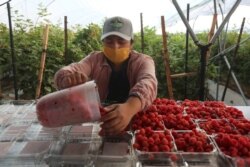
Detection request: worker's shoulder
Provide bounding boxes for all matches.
[130,50,153,60]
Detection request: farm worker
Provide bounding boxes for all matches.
[54,16,158,135]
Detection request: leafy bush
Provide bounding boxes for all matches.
[1,8,249,100]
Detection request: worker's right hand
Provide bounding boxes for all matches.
[57,72,88,89]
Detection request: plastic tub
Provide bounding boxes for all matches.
[36,81,101,127]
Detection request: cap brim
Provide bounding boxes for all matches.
[101,31,131,41]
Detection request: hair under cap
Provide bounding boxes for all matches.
[101,16,133,41]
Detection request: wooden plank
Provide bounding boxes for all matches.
[161,16,174,99]
[35,25,49,99]
[171,72,196,79]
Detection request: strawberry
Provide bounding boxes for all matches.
[215,133,250,157]
[172,130,213,152]
[133,129,173,152]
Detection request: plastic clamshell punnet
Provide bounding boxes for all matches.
[0,140,53,166]
[23,123,63,140]
[212,133,250,167]
[36,81,101,127]
[45,136,98,166]
[94,132,133,167]
[133,130,187,167]
[172,130,218,167]
[0,123,31,142]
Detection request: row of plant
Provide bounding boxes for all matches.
[0,6,249,100]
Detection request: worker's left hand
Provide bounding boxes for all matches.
[100,102,137,136]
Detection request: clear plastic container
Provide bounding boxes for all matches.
[132,130,188,167]
[36,81,101,127]
[45,137,99,166]
[0,142,13,157]
[95,132,133,167]
[172,130,218,167]
[212,133,250,167]
[196,119,239,135]
[0,124,31,141]
[1,140,54,166]
[24,123,63,140]
[62,124,94,139]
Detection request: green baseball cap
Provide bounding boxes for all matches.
[101,16,133,41]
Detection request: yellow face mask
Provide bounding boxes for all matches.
[103,46,130,65]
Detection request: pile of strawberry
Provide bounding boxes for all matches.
[185,106,218,119]
[130,98,250,165]
[133,127,173,152]
[228,118,250,135]
[132,111,165,131]
[215,133,250,157]
[157,104,184,115]
[203,101,226,108]
[223,107,245,119]
[198,119,239,135]
[153,98,177,106]
[172,129,214,152]
[181,99,202,107]
[162,113,196,130]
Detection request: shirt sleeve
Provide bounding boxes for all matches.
[128,55,158,110]
[53,52,95,90]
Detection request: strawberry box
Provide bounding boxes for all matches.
[45,136,99,166]
[180,99,203,108]
[228,119,250,135]
[212,133,250,167]
[131,111,165,131]
[132,128,187,166]
[196,119,239,135]
[162,114,196,130]
[185,106,220,119]
[94,132,133,167]
[172,130,218,166]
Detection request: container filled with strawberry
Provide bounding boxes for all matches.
[228,118,250,135]
[162,114,196,130]
[185,106,219,119]
[213,133,250,167]
[180,99,203,108]
[172,129,217,166]
[133,127,173,153]
[131,110,165,131]
[197,119,239,135]
[132,127,186,166]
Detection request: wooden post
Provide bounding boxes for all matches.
[161,16,174,99]
[140,13,144,53]
[35,25,49,99]
[64,16,68,64]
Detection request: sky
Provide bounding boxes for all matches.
[0,0,250,33]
